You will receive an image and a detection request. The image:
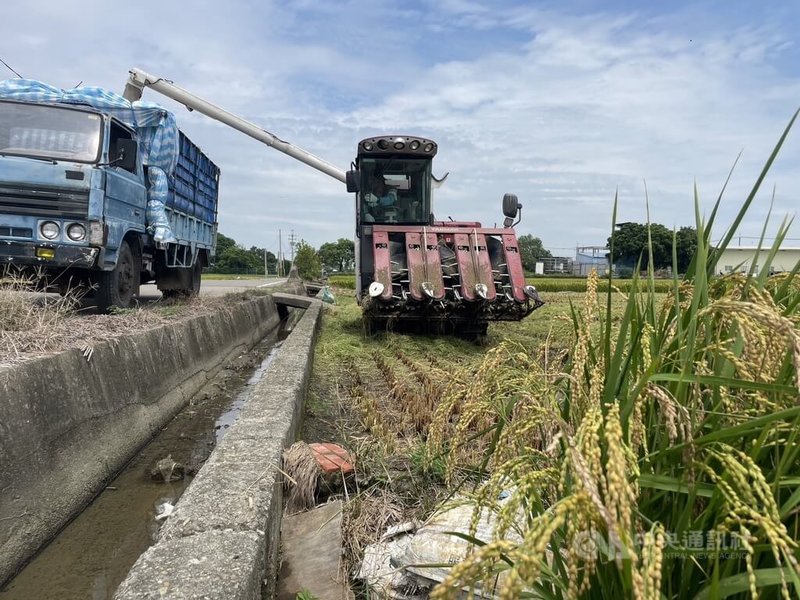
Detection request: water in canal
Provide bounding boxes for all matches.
[0,318,294,600]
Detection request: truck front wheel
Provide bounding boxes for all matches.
[95,240,139,312]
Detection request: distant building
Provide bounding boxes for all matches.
[538,256,574,274]
[575,246,610,276]
[715,246,800,276]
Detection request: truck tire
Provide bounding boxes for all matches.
[95,240,139,312]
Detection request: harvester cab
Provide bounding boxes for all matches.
[346,135,543,336]
[123,69,543,337]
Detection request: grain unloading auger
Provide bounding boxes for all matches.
[123,68,543,336]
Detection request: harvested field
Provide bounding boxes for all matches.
[303,287,629,583]
[312,263,800,599]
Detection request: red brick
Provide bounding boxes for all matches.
[309,443,354,474]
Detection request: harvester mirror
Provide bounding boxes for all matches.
[502,193,521,219]
[346,170,360,193]
[383,174,411,190]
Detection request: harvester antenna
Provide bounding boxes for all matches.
[0,57,23,78]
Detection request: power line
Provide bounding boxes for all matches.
[288,230,297,262]
[0,57,22,78]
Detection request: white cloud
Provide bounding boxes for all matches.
[1,0,797,254]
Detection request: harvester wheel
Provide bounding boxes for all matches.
[363,315,388,336]
[455,321,488,340]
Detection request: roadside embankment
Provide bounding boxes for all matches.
[0,292,297,587]
[114,293,322,600]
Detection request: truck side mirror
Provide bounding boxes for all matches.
[346,170,360,193]
[116,139,138,172]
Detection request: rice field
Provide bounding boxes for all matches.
[310,114,800,598]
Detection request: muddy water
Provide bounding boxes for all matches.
[0,317,295,600]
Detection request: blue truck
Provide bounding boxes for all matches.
[0,83,219,311]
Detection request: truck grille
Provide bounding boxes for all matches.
[0,226,32,238]
[0,185,89,218]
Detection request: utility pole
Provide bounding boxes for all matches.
[264,247,268,277]
[288,229,297,263]
[278,229,283,277]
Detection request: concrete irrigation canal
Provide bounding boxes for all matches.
[0,289,322,599]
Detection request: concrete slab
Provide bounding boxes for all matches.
[277,500,351,600]
[272,292,315,309]
[114,530,264,600]
[114,297,323,599]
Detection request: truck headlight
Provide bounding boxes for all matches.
[40,221,60,240]
[67,223,87,241]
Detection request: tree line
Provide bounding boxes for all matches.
[212,222,697,279]
[205,233,288,275]
[208,233,355,279]
[517,224,697,274]
[608,223,697,273]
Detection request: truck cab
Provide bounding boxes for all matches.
[0,96,217,310]
[0,99,144,293]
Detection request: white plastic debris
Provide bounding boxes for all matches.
[357,492,524,599]
[154,502,175,521]
[357,533,431,600]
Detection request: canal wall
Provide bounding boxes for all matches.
[114,294,322,600]
[0,293,292,587]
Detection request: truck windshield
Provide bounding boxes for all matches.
[0,101,102,163]
[359,158,432,225]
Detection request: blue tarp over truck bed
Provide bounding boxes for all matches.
[0,78,219,245]
[163,132,219,252]
[169,132,219,224]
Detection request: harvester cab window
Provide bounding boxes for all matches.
[359,158,431,225]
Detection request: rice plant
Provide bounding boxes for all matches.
[426,111,800,599]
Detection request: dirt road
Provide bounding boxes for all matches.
[138,277,286,302]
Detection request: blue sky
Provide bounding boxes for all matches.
[2,0,798,256]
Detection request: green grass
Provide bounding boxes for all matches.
[528,276,673,293]
[327,274,355,289]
